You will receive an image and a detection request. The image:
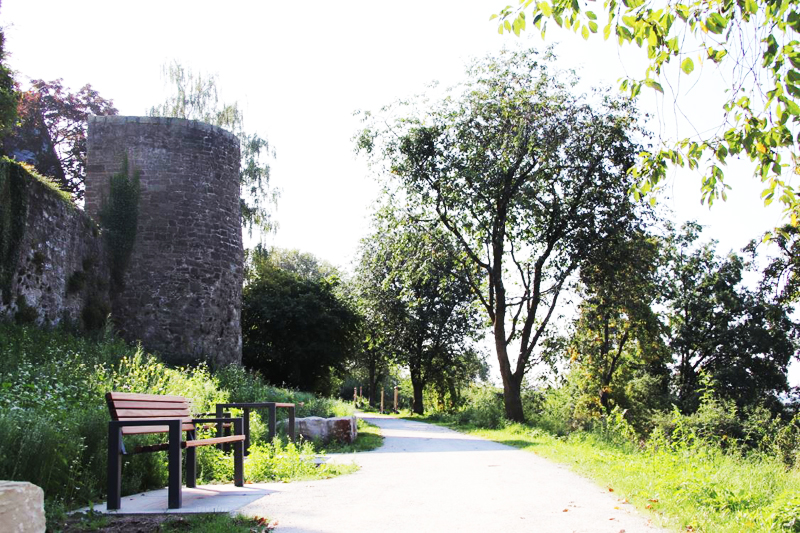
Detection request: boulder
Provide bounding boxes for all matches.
[0,481,46,533]
[295,415,357,444]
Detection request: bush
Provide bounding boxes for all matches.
[449,385,506,429]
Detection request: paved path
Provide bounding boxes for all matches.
[239,415,667,533]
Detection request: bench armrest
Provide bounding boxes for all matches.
[193,417,243,434]
[109,418,184,429]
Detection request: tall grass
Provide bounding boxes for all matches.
[0,323,355,523]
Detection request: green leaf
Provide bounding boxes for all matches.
[643,78,664,93]
[707,13,727,34]
[603,24,612,39]
[582,25,590,39]
[538,2,552,17]
[586,11,597,20]
[681,57,694,74]
[788,10,800,32]
[781,96,800,115]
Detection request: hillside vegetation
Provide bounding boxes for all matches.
[0,322,356,525]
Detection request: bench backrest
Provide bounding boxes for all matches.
[106,392,196,436]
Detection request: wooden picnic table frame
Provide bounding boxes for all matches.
[215,402,296,455]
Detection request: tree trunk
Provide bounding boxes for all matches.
[411,373,425,415]
[494,322,525,422]
[502,372,524,422]
[368,357,376,406]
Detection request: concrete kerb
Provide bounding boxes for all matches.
[75,483,281,515]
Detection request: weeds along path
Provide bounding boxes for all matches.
[239,415,666,533]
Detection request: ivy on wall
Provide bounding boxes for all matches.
[0,158,29,304]
[98,156,140,288]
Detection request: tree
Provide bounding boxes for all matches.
[495,0,800,229]
[11,79,117,200]
[358,48,643,421]
[569,229,667,418]
[758,223,800,304]
[665,222,798,412]
[356,209,484,414]
[241,248,360,395]
[149,61,278,233]
[248,245,338,282]
[0,24,18,140]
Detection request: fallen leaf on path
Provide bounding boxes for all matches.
[608,487,614,492]
[563,509,569,512]
[649,498,659,503]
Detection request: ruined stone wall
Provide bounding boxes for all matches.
[0,160,110,329]
[85,116,243,366]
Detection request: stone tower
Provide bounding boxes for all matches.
[85,116,243,366]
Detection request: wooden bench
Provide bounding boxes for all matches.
[105,391,245,510]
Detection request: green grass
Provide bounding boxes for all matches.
[409,415,800,532]
[160,513,275,532]
[321,418,384,454]
[58,512,276,532]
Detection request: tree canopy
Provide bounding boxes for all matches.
[10,79,117,200]
[664,223,798,412]
[356,208,485,414]
[149,61,278,234]
[358,48,644,421]
[495,0,800,230]
[241,247,359,395]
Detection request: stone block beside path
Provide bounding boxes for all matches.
[0,481,46,533]
[295,415,358,444]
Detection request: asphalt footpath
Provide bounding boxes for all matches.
[238,414,667,533]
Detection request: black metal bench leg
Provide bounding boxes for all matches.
[216,405,224,451]
[107,426,122,510]
[168,421,183,509]
[233,418,244,487]
[268,404,277,442]
[243,407,251,456]
[186,430,197,488]
[288,406,296,442]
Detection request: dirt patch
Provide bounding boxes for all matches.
[55,513,278,533]
[57,513,176,533]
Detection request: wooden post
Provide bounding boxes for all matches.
[354,387,357,405]
[394,386,398,413]
[380,388,385,414]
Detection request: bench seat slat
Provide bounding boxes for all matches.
[121,423,196,435]
[116,416,192,423]
[113,400,189,410]
[114,409,192,418]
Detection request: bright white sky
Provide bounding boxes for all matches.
[3,1,796,384]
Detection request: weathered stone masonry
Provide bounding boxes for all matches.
[85,116,243,367]
[0,167,109,328]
